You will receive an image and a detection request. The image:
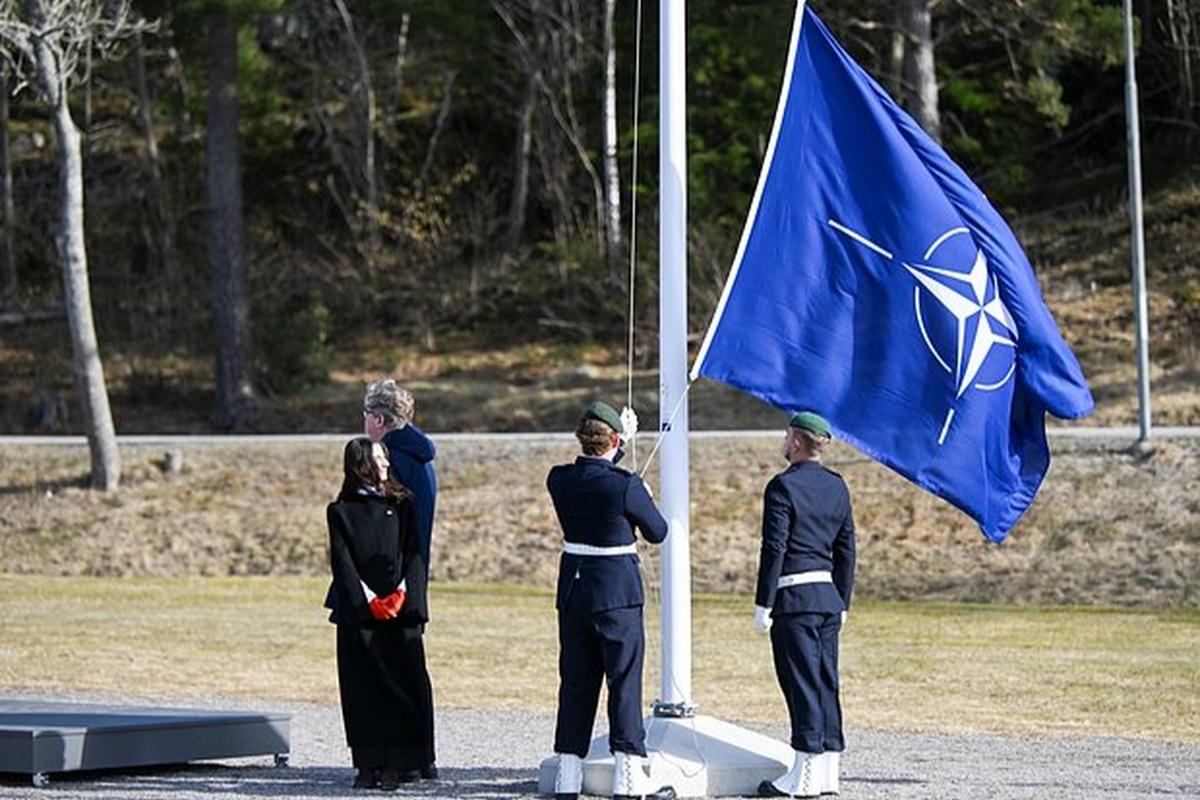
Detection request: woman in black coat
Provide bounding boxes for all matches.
[325,436,435,790]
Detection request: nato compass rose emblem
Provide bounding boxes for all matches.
[827,220,1019,445]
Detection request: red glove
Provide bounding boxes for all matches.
[380,590,406,616]
[368,597,392,620]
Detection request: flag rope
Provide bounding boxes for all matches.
[623,0,707,776]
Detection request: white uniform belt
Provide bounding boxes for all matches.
[777,570,833,588]
[563,542,637,556]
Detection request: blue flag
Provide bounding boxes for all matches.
[691,4,1093,542]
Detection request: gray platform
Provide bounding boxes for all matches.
[0,700,290,788]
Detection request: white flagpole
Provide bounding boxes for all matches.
[1122,0,1152,441]
[535,1,811,791]
[658,0,693,713]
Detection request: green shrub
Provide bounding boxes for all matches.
[255,294,333,393]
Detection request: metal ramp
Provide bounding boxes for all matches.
[0,699,290,788]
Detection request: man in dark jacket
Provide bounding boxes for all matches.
[546,401,675,800]
[363,379,438,574]
[755,412,856,799]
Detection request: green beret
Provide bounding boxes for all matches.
[789,410,832,438]
[582,401,624,434]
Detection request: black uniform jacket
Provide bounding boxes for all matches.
[547,456,669,613]
[324,491,429,626]
[755,460,856,616]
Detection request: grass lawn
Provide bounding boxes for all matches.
[0,575,1195,744]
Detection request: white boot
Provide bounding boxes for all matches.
[810,751,840,795]
[554,753,582,798]
[770,750,819,798]
[612,751,675,800]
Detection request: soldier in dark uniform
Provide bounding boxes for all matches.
[546,401,676,800]
[755,412,856,799]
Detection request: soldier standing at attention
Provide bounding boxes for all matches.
[755,412,856,799]
[546,401,676,800]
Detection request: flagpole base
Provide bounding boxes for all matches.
[536,715,792,798]
[652,699,696,718]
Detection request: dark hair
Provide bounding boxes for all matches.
[575,417,617,456]
[339,437,411,502]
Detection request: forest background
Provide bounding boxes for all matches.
[0,0,1197,454]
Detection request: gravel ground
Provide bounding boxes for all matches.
[2,698,1198,799]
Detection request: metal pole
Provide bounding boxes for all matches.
[657,0,693,713]
[1123,0,1152,441]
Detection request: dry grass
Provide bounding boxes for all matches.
[0,575,1195,744]
[1,436,1197,607]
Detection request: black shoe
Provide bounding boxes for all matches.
[758,779,787,797]
[352,768,380,789]
[419,763,438,781]
[379,768,421,790]
[613,788,676,800]
[554,794,579,800]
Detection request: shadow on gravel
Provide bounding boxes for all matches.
[849,776,927,786]
[2,764,354,796]
[0,763,541,798]
[420,766,539,797]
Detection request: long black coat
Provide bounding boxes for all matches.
[325,489,435,771]
[325,491,428,627]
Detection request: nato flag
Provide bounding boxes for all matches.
[692,3,1094,542]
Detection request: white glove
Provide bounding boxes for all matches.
[753,605,773,633]
[841,610,848,628]
[619,406,639,444]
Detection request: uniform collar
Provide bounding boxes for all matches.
[342,486,388,504]
[576,455,621,470]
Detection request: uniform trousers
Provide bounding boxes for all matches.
[554,599,647,757]
[770,611,844,753]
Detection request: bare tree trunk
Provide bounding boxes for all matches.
[82,34,92,163]
[28,12,120,489]
[395,13,410,101]
[167,44,192,139]
[601,0,622,278]
[133,27,178,286]
[417,71,456,190]
[887,1,906,100]
[331,0,380,251]
[205,8,256,430]
[0,67,16,299]
[505,69,536,252]
[1165,0,1197,121]
[550,6,606,258]
[898,0,941,141]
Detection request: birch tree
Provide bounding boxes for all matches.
[898,0,941,141]
[601,0,622,275]
[0,0,147,489]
